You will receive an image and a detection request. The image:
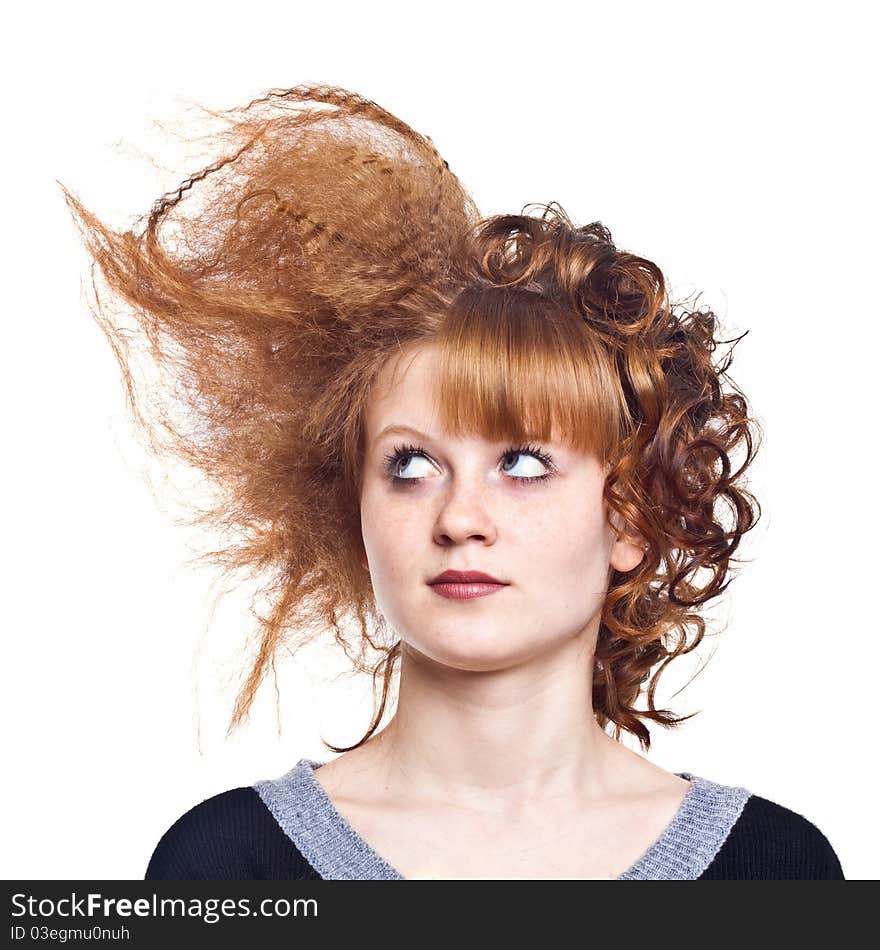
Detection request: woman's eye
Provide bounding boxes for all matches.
[500,451,548,479]
[383,444,554,483]
[394,453,435,479]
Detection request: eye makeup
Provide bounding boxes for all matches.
[382,442,557,486]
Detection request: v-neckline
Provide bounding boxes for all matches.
[253,757,752,880]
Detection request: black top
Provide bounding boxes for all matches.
[145,762,845,880]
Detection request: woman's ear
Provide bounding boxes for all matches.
[608,508,648,573]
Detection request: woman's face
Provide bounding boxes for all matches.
[359,343,645,672]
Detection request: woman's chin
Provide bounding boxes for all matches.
[399,630,536,673]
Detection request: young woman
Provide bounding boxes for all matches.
[63,83,844,880]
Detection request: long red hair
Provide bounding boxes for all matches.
[61,84,762,753]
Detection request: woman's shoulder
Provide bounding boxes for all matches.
[698,779,845,880]
[144,783,321,880]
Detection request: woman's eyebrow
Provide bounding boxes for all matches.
[374,424,435,442]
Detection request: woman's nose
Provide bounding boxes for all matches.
[431,480,498,545]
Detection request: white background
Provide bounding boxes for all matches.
[3,0,877,879]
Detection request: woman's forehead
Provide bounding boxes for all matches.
[371,342,439,397]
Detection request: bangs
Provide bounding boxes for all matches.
[432,287,627,464]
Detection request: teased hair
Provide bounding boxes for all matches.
[61,83,762,753]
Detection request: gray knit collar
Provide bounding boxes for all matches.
[254,757,752,881]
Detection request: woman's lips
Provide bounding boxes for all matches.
[429,582,507,600]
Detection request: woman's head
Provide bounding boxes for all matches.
[61,83,762,754]
[359,338,647,677]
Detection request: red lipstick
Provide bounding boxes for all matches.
[428,570,509,600]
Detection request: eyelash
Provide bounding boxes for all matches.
[382,442,557,485]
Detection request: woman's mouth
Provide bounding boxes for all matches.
[428,582,507,600]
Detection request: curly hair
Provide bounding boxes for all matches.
[61,83,763,754]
